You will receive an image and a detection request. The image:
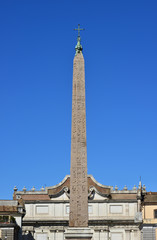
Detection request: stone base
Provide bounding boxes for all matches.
[64,227,93,240]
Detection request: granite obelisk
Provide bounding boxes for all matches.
[69,25,88,227]
[65,25,92,240]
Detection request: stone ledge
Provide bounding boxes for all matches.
[64,227,93,239]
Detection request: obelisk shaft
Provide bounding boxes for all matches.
[69,52,88,227]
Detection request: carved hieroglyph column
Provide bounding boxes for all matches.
[69,50,88,227]
[65,25,92,240]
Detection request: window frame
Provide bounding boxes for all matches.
[154,209,157,218]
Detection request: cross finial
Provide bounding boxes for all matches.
[74,24,85,55]
[74,24,85,37]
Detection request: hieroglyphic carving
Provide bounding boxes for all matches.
[69,52,88,227]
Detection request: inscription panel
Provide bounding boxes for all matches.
[110,205,123,214]
[36,205,49,214]
[111,233,123,240]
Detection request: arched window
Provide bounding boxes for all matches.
[154,209,157,218]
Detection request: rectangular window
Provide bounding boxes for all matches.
[154,210,157,218]
[66,206,70,214]
[88,205,93,214]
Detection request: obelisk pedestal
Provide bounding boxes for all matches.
[65,228,93,240]
[65,26,92,240]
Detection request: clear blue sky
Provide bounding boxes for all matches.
[0,1,157,199]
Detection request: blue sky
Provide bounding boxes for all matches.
[0,0,157,199]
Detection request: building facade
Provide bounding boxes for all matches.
[0,200,25,240]
[14,176,145,240]
[142,192,157,240]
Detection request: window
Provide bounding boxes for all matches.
[66,206,70,214]
[88,205,93,214]
[154,210,157,218]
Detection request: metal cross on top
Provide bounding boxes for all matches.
[74,24,85,37]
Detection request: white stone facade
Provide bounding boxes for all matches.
[14,175,144,240]
[23,200,138,221]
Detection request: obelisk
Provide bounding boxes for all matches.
[65,24,92,240]
[69,25,88,227]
